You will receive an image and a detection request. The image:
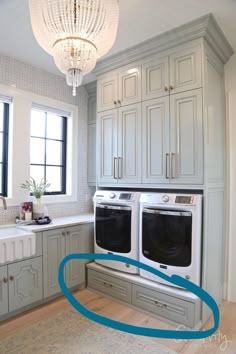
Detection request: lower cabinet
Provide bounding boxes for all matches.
[0,257,43,316]
[132,284,196,327]
[88,268,132,304]
[0,265,8,316]
[87,265,200,328]
[0,221,94,321]
[43,223,93,298]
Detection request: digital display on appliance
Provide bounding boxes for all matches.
[119,193,132,200]
[175,196,192,204]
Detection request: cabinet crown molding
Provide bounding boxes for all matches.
[93,13,234,77]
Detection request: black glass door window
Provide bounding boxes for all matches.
[142,209,192,267]
[96,205,132,253]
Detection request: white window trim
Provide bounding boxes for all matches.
[0,84,79,207]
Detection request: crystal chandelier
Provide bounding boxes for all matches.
[28,0,119,96]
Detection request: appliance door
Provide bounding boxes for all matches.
[95,204,132,253]
[142,208,192,267]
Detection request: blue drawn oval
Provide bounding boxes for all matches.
[58,253,219,340]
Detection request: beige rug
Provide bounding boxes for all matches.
[0,308,178,354]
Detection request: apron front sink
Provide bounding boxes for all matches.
[0,226,36,263]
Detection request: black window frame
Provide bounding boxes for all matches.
[30,109,67,195]
[0,103,9,197]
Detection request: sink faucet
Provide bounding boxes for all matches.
[0,196,7,210]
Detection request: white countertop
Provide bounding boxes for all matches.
[17,213,94,232]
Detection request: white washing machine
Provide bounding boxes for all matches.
[139,192,202,287]
[94,190,140,274]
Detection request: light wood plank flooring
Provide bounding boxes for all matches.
[1,289,235,354]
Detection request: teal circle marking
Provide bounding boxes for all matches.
[58,253,219,340]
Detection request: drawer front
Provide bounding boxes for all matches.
[87,269,132,304]
[132,285,195,327]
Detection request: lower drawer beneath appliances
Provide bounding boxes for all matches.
[87,268,132,304]
[132,284,197,328]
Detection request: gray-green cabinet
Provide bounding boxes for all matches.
[87,86,97,187]
[142,89,203,185]
[0,257,43,316]
[8,257,43,312]
[43,224,93,298]
[97,103,142,185]
[87,264,201,328]
[0,265,8,316]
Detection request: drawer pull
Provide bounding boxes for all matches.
[154,301,167,309]
[103,282,112,288]
[3,277,8,283]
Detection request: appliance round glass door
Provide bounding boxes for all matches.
[96,204,132,253]
[142,208,192,267]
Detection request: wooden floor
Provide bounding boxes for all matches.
[1,289,236,354]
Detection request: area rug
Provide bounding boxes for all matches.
[0,308,178,354]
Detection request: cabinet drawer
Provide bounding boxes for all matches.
[132,284,196,327]
[87,269,132,304]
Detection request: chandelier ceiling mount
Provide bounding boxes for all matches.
[28,0,120,96]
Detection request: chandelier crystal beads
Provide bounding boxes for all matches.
[28,0,119,96]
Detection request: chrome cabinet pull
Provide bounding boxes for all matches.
[118,157,122,179]
[171,153,175,179]
[165,153,170,179]
[103,282,112,288]
[113,157,118,179]
[154,301,167,309]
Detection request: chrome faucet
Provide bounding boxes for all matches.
[0,196,7,210]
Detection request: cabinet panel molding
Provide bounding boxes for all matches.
[8,257,43,312]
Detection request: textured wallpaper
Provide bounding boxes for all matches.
[0,53,94,224]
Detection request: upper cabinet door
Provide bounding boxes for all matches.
[142,97,170,184]
[117,103,142,184]
[170,89,203,184]
[142,56,169,101]
[118,66,141,107]
[97,74,118,112]
[97,109,118,185]
[169,45,202,94]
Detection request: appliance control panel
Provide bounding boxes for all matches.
[94,191,140,203]
[140,193,201,205]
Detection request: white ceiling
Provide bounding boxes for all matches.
[0,0,236,84]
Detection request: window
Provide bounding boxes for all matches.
[30,106,67,195]
[0,101,9,196]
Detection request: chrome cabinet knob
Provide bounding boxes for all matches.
[109,192,116,199]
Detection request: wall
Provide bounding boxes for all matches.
[224,53,236,302]
[0,54,94,224]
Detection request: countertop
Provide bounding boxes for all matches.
[17,213,94,232]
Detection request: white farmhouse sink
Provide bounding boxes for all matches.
[0,226,36,264]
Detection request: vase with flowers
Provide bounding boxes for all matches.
[21,177,51,219]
